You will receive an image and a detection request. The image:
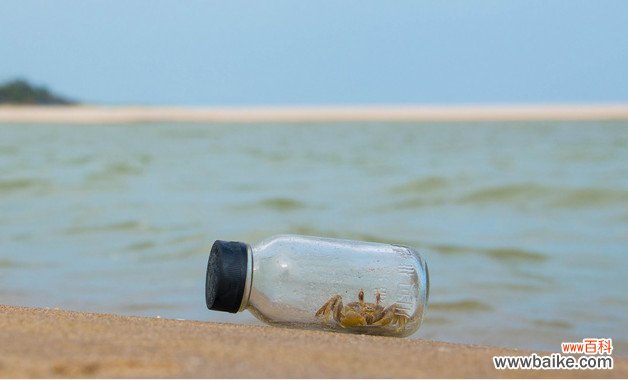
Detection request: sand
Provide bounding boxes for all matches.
[0,305,625,378]
[1,104,628,124]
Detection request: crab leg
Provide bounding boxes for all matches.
[371,305,395,327]
[395,312,408,332]
[372,304,409,331]
[315,294,342,324]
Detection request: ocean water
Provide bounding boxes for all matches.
[1,121,627,353]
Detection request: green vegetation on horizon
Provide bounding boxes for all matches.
[0,79,75,105]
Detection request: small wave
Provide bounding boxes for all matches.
[106,162,143,175]
[509,268,554,284]
[423,316,450,325]
[0,178,48,194]
[427,244,469,255]
[429,300,493,312]
[599,296,628,307]
[457,183,628,209]
[532,319,572,330]
[390,197,432,209]
[11,233,32,242]
[390,176,450,194]
[427,243,547,263]
[259,197,305,211]
[86,162,144,181]
[0,258,24,268]
[551,188,628,208]
[65,220,161,235]
[482,247,547,263]
[0,258,45,269]
[126,241,156,251]
[0,145,18,155]
[457,183,550,204]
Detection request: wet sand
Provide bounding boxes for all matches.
[1,104,628,123]
[0,305,625,378]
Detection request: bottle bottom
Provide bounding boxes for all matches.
[247,306,419,338]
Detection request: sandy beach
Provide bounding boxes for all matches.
[0,305,625,378]
[1,104,628,123]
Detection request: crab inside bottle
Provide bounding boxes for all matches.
[205,234,429,337]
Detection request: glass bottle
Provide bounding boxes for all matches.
[205,234,429,337]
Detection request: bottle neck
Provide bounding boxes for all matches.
[237,244,253,312]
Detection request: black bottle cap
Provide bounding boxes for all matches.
[205,240,249,313]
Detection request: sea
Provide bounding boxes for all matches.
[1,121,627,354]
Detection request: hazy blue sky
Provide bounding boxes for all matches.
[1,1,627,105]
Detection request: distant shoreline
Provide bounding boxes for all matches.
[1,104,628,123]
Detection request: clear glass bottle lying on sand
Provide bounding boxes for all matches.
[205,234,429,337]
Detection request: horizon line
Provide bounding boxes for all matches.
[1,103,628,123]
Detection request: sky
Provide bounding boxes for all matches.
[1,0,627,106]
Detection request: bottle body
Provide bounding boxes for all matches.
[241,235,428,337]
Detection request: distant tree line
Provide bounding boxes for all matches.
[0,79,76,105]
